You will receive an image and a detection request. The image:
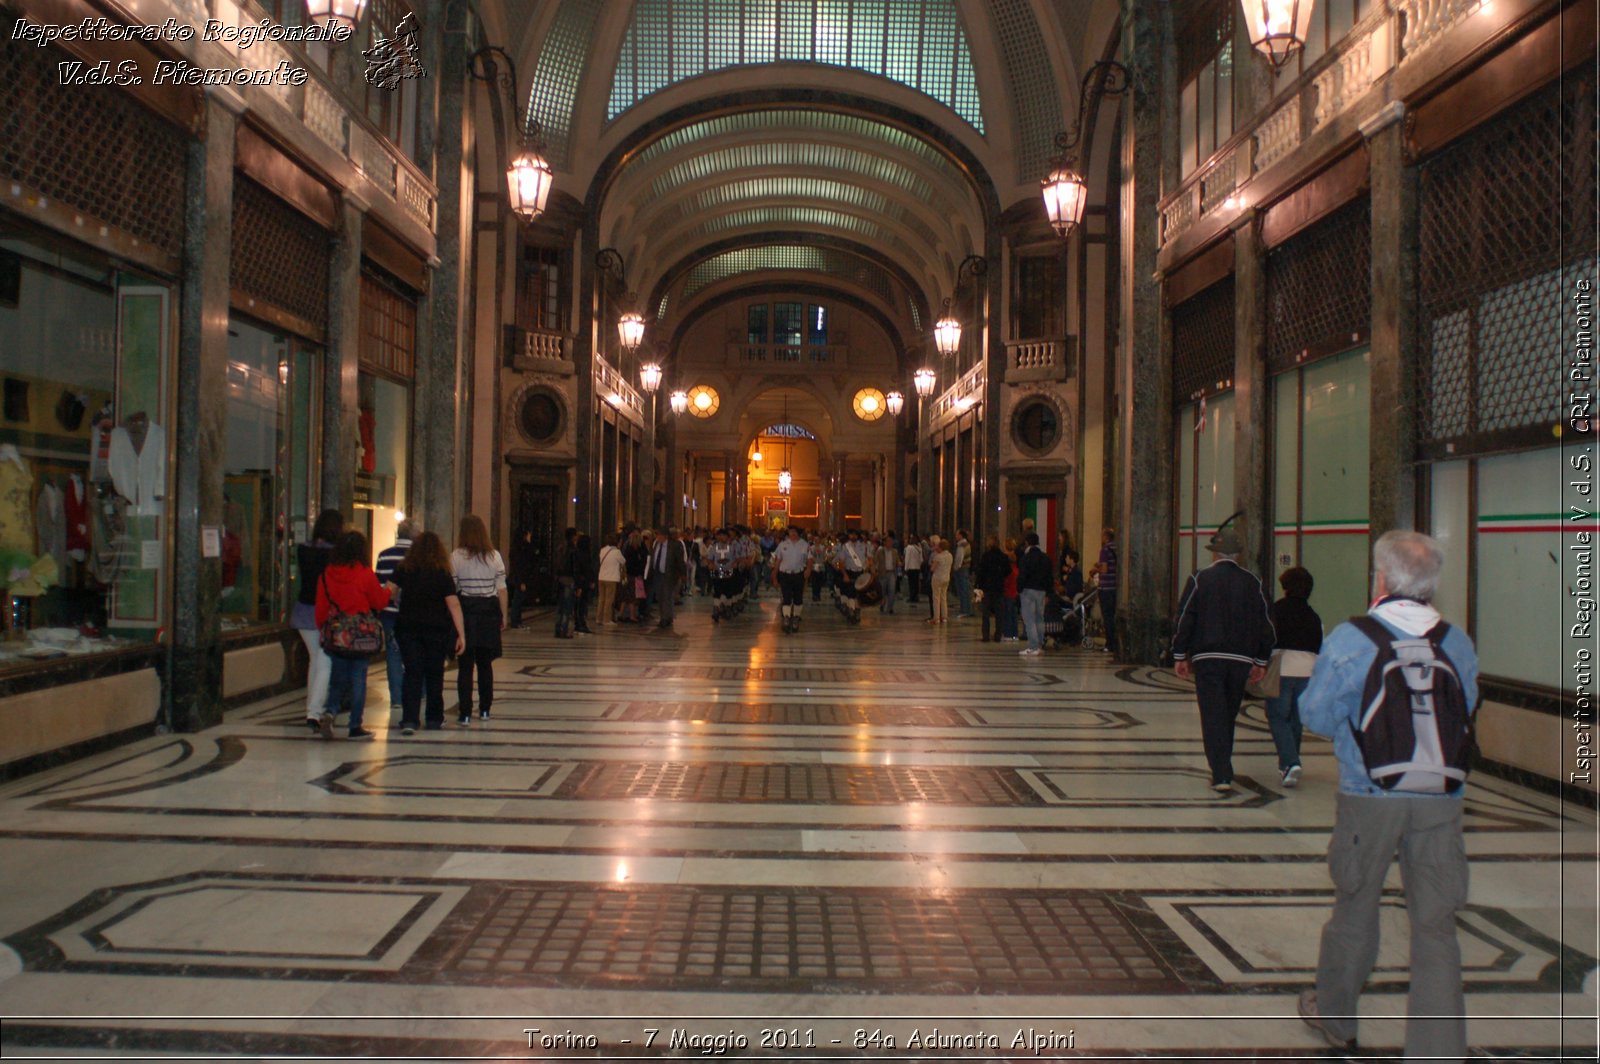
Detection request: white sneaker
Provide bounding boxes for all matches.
[1019,648,1042,657]
[1281,764,1302,789]
[1211,781,1234,794]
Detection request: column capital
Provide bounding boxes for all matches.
[343,189,372,214]
[204,85,249,116]
[1228,206,1261,235]
[1358,101,1407,140]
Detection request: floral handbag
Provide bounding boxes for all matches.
[318,573,386,659]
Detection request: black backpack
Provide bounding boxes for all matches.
[1349,617,1474,794]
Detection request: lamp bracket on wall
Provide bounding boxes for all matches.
[1053,60,1131,167]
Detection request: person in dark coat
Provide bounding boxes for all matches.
[506,527,537,629]
[1171,518,1276,793]
[975,535,1011,643]
[572,531,596,634]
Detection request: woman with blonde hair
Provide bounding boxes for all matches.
[451,514,506,724]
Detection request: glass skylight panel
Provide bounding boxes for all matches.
[530,0,606,168]
[607,0,984,132]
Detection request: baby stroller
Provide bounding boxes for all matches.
[1044,583,1099,650]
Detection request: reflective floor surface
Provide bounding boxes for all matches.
[0,593,1594,1060]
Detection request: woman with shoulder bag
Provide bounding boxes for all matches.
[451,514,507,724]
[1264,566,1323,789]
[387,531,465,734]
[314,530,390,740]
[293,510,344,732]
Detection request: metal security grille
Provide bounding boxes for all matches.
[0,40,186,257]
[1265,197,1371,371]
[359,271,416,378]
[1171,277,1235,404]
[230,177,331,333]
[1418,73,1598,456]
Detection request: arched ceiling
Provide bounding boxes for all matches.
[498,0,1123,362]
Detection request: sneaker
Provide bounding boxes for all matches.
[1211,781,1234,794]
[1282,764,1302,789]
[348,727,375,740]
[478,710,490,721]
[400,725,416,737]
[317,715,334,740]
[1297,989,1355,1051]
[1019,648,1042,657]
[457,716,471,727]
[305,718,321,734]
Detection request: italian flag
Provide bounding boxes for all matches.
[1023,495,1057,549]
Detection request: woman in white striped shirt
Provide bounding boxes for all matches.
[450,514,507,724]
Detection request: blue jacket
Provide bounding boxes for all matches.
[1300,603,1479,798]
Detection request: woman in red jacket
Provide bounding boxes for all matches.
[314,531,390,740]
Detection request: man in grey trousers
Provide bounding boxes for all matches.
[1297,530,1479,1060]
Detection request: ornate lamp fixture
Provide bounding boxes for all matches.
[1241,0,1316,69]
[469,46,554,223]
[669,389,689,415]
[933,300,962,357]
[1042,61,1131,239]
[306,0,366,31]
[618,310,646,353]
[885,391,905,417]
[913,368,937,399]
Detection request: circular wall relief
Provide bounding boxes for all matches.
[517,388,565,445]
[1012,396,1062,457]
[852,387,887,421]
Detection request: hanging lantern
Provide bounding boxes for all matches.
[638,362,663,394]
[751,447,764,464]
[1041,161,1089,239]
[617,310,646,353]
[507,148,555,223]
[1241,0,1316,69]
[306,0,366,31]
[913,368,937,399]
[669,389,688,415]
[933,302,961,357]
[778,469,792,495]
[885,391,905,416]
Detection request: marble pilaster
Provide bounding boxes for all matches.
[322,197,364,516]
[1117,0,1178,665]
[169,89,242,733]
[1364,103,1419,539]
[1231,210,1269,579]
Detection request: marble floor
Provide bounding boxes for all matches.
[0,593,1594,1061]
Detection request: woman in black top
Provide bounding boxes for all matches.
[387,531,465,734]
[1266,566,1323,787]
[620,530,646,622]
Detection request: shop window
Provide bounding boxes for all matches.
[360,272,416,378]
[746,303,768,344]
[1177,0,1235,177]
[1175,391,1236,599]
[808,304,828,346]
[773,302,804,347]
[522,246,564,332]
[1429,449,1566,691]
[1013,254,1064,339]
[0,237,172,663]
[1012,398,1061,456]
[353,373,411,557]
[1271,347,1371,627]
[220,320,321,628]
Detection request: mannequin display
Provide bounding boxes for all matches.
[34,479,66,575]
[359,407,377,474]
[88,401,114,483]
[106,412,165,516]
[88,487,125,586]
[64,474,89,561]
[0,444,34,557]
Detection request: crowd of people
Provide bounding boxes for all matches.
[529,522,1124,653]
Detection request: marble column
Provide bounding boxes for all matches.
[1364,102,1418,539]
[322,195,364,516]
[1118,0,1178,665]
[170,88,242,733]
[833,453,849,528]
[416,25,467,537]
[640,393,657,527]
[916,391,934,536]
[1232,209,1269,578]
[723,455,737,526]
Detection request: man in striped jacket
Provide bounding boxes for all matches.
[1171,520,1275,794]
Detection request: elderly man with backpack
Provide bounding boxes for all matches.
[1296,529,1478,1061]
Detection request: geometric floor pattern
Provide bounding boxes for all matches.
[0,593,1594,1059]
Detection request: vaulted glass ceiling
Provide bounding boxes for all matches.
[679,246,899,306]
[608,0,984,132]
[647,142,937,201]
